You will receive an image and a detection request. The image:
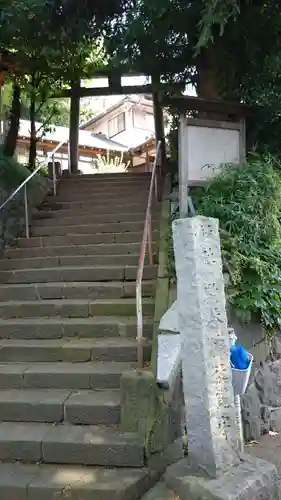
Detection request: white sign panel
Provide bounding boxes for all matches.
[187,125,240,182]
[178,117,245,217]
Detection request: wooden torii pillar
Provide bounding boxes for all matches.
[152,75,166,176]
[68,75,122,175]
[69,80,80,174]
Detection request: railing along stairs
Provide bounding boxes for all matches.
[0,139,68,238]
[136,141,162,368]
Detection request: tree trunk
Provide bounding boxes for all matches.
[196,48,221,101]
[69,80,80,174]
[28,86,37,170]
[196,44,239,108]
[3,82,21,157]
[196,46,235,120]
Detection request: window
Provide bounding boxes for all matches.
[108,112,125,137]
[133,109,154,132]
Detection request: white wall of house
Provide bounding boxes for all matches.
[84,99,155,148]
[132,107,155,132]
[16,144,96,174]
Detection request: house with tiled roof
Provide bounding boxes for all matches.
[16,120,128,174]
[80,95,155,149]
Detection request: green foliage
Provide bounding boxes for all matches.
[0,152,33,190]
[106,0,281,156]
[0,0,113,82]
[197,0,240,50]
[192,154,281,337]
[105,0,246,86]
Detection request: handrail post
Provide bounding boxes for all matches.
[147,214,153,265]
[24,184,30,238]
[136,280,144,369]
[154,174,158,201]
[52,154,57,196]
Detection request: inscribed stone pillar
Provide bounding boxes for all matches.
[172,216,240,478]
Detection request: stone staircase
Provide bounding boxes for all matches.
[0,172,159,499]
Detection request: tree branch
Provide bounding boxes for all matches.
[35,98,47,116]
[35,109,56,139]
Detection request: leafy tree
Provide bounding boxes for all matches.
[106,1,280,98]
[105,1,281,152]
[0,0,122,160]
[2,83,21,157]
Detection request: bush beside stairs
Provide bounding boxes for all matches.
[0,172,160,499]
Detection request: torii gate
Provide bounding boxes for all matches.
[57,72,176,174]
[0,54,180,174]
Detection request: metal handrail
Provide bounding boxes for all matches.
[0,138,68,237]
[136,140,162,368]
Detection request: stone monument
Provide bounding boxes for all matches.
[165,216,280,499]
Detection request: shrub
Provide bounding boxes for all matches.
[167,152,281,338]
[0,152,49,254]
[193,153,281,337]
[0,152,33,191]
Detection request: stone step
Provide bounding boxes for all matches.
[6,242,155,259]
[63,171,150,179]
[60,176,150,184]
[0,298,154,319]
[31,221,145,237]
[59,176,150,185]
[50,193,150,204]
[61,172,150,181]
[0,253,155,271]
[45,198,151,210]
[0,388,121,425]
[57,184,150,195]
[38,202,159,217]
[55,192,149,203]
[0,338,151,363]
[0,280,155,301]
[15,230,159,248]
[33,211,156,226]
[0,361,135,389]
[62,172,150,182]
[0,422,144,466]
[57,186,151,198]
[0,317,153,339]
[54,196,150,206]
[0,462,151,500]
[0,264,157,284]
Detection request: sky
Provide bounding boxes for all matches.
[82,75,196,107]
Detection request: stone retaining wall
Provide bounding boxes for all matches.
[241,353,281,442]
